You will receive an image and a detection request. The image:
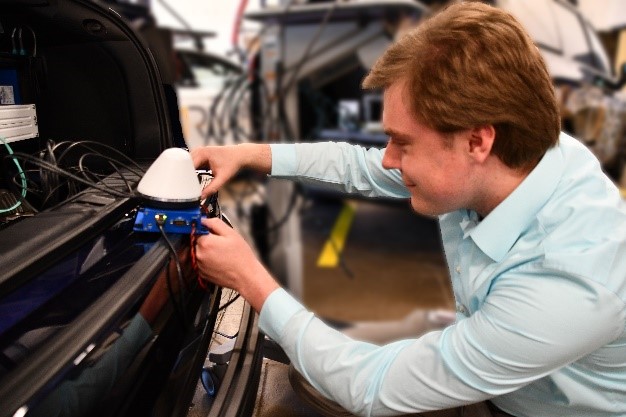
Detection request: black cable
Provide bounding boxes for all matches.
[41,180,74,208]
[213,330,239,339]
[204,74,240,145]
[5,172,39,215]
[262,0,338,143]
[257,77,275,142]
[216,74,249,143]
[6,153,134,199]
[225,77,251,143]
[54,140,145,175]
[158,223,189,330]
[77,153,137,194]
[77,154,108,184]
[217,292,240,311]
[205,83,225,144]
[40,139,60,205]
[77,151,144,179]
[65,141,142,195]
[229,78,254,143]
[107,161,135,194]
[10,169,42,198]
[280,1,338,95]
[209,288,236,348]
[265,183,301,235]
[217,0,297,145]
[217,75,245,141]
[165,259,188,330]
[7,138,144,211]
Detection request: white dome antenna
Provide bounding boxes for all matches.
[136,147,201,208]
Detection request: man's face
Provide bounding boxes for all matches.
[381,82,474,216]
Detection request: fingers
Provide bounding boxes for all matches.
[200,216,232,236]
[190,147,209,170]
[191,146,234,198]
[201,177,223,199]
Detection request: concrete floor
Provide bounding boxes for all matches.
[248,195,454,417]
[300,196,454,320]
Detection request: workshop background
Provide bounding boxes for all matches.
[152,0,626,318]
[1,1,625,416]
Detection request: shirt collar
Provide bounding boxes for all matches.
[468,137,565,262]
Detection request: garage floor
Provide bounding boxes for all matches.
[250,194,454,417]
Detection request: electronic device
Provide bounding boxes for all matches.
[132,148,214,235]
[0,104,38,143]
[133,205,209,235]
[362,93,383,133]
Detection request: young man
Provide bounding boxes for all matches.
[192,2,626,416]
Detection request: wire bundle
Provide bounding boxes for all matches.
[1,139,145,213]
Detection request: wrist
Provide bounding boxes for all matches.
[237,264,280,313]
[238,143,271,174]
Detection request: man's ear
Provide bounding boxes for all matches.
[467,125,496,164]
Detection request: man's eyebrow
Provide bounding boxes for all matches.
[384,129,411,141]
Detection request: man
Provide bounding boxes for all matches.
[192,2,626,416]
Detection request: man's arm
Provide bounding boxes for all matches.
[191,141,409,200]
[191,143,272,198]
[195,217,489,414]
[270,142,408,199]
[258,270,625,416]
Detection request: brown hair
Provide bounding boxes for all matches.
[363,1,560,170]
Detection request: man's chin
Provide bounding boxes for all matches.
[409,197,442,218]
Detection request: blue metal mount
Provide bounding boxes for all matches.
[133,206,209,235]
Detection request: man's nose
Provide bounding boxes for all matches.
[382,145,399,170]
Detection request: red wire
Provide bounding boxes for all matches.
[231,0,249,50]
[190,223,207,290]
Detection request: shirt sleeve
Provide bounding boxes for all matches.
[259,289,487,416]
[270,142,409,199]
[259,268,625,416]
[439,268,625,394]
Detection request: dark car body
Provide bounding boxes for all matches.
[0,1,262,416]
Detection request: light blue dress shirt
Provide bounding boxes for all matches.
[259,134,626,417]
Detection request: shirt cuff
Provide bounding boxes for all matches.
[258,288,305,342]
[269,144,297,176]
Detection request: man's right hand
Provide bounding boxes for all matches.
[195,217,280,313]
[190,143,272,199]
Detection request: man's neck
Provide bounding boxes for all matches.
[471,157,535,218]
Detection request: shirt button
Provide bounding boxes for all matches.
[456,304,468,315]
[455,265,461,274]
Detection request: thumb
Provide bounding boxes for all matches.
[201,216,232,236]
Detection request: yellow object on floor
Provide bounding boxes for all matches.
[317,201,356,268]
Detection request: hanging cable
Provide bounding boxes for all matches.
[158,222,189,330]
[6,151,136,200]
